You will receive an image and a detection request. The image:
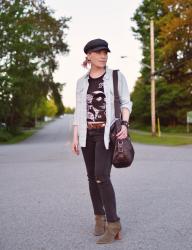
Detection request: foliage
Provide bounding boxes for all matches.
[64,106,75,114]
[131,0,192,127]
[157,0,192,86]
[131,78,192,126]
[156,80,192,125]
[0,0,71,132]
[131,0,165,81]
[131,78,151,124]
[33,97,58,119]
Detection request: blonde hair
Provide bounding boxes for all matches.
[82,56,90,68]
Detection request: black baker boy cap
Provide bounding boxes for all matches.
[84,38,111,54]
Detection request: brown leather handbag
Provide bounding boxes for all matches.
[110,70,135,168]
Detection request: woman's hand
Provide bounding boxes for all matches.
[72,125,80,155]
[72,136,80,155]
[116,125,128,140]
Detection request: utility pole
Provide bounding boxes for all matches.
[150,18,156,136]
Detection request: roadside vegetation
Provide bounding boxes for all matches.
[130,0,192,145]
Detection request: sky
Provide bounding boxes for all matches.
[45,0,143,108]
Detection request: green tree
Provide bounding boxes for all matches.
[34,97,58,118]
[157,0,192,86]
[64,106,75,114]
[131,0,164,81]
[131,0,192,127]
[131,78,151,124]
[156,80,192,126]
[0,0,71,132]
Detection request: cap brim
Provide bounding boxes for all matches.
[89,46,110,53]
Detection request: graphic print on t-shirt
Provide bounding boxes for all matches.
[87,73,106,122]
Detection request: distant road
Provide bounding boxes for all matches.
[0,114,192,250]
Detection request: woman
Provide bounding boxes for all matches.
[71,38,132,244]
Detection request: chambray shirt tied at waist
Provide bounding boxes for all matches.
[72,67,133,150]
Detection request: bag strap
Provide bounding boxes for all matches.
[112,70,121,119]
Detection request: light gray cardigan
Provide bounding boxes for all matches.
[73,67,133,149]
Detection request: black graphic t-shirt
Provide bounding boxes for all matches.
[87,72,106,122]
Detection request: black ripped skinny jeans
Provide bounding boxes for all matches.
[81,127,120,222]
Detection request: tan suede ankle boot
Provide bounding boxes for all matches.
[96,220,122,244]
[94,215,106,236]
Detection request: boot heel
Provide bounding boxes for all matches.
[114,231,122,240]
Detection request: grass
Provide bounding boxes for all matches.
[130,129,192,146]
[130,122,192,134]
[0,120,53,144]
[0,130,36,144]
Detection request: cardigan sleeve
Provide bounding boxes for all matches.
[72,80,80,126]
[117,71,133,114]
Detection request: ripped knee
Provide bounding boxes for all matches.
[96,177,102,184]
[95,176,109,184]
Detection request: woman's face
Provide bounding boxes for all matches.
[87,49,108,68]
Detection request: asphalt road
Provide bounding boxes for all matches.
[0,114,192,250]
